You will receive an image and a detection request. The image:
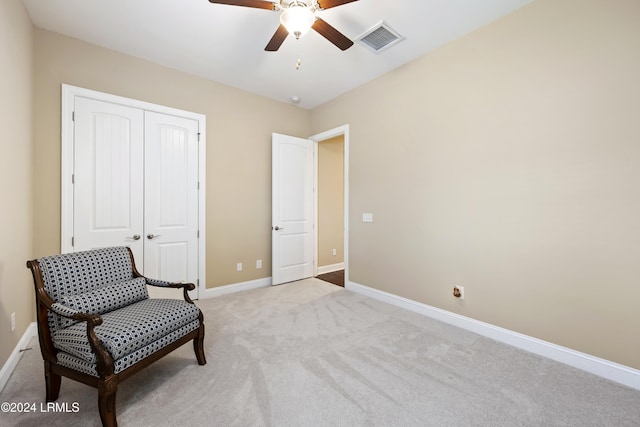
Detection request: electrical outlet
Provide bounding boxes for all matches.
[256,259,262,269]
[236,262,243,272]
[332,249,337,256]
[453,286,465,300]
[11,312,16,332]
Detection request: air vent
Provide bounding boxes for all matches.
[356,21,404,54]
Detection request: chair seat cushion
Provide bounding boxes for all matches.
[56,319,201,376]
[53,298,200,363]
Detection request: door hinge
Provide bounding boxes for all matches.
[71,174,75,184]
[72,111,75,122]
[197,181,200,190]
[197,230,200,238]
[71,236,74,247]
[197,132,200,142]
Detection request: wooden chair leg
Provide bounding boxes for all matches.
[98,376,118,427]
[193,325,206,365]
[44,361,61,401]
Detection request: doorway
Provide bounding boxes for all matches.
[271,125,349,287]
[311,125,349,288]
[315,134,345,286]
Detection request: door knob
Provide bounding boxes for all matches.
[147,234,161,239]
[274,226,284,231]
[129,234,141,241]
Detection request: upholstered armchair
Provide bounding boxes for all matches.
[26,246,206,427]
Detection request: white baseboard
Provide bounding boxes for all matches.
[200,277,272,299]
[346,280,640,391]
[0,322,37,393]
[316,263,344,276]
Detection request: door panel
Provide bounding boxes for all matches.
[144,112,199,297]
[73,99,199,298]
[272,133,314,285]
[73,97,145,264]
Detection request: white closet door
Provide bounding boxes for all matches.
[144,112,199,294]
[73,97,145,265]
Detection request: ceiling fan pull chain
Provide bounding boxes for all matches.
[296,39,302,70]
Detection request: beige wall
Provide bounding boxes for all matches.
[0,0,34,367]
[311,0,640,369]
[33,29,312,288]
[318,136,344,267]
[5,0,639,374]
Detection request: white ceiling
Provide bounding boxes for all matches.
[22,0,533,109]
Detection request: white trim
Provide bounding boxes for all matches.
[313,142,319,276]
[309,125,350,286]
[197,119,207,302]
[60,84,206,299]
[0,322,37,393]
[316,263,345,275]
[200,277,272,299]
[346,280,640,391]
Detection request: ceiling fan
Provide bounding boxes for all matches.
[208,0,359,51]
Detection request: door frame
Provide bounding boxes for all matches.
[309,125,349,286]
[60,84,207,298]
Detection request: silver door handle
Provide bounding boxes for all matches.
[274,226,284,231]
[147,234,161,239]
[129,234,141,241]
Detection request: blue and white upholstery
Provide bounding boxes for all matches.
[34,247,202,377]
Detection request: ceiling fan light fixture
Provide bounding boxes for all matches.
[280,3,316,39]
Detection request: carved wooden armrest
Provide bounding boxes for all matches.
[145,278,196,303]
[46,299,114,377]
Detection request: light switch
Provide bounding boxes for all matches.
[362,213,373,223]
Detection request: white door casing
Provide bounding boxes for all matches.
[62,85,206,299]
[271,133,314,285]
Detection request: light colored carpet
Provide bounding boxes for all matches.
[1,278,639,426]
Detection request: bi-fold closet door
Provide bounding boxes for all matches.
[71,95,200,298]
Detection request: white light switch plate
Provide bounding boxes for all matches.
[363,213,373,223]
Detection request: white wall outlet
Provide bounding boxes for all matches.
[236,262,243,272]
[11,312,16,332]
[453,286,465,300]
[256,259,262,269]
[332,248,337,256]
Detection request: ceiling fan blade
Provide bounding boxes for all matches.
[265,24,289,51]
[208,0,277,10]
[312,18,354,51]
[316,0,359,10]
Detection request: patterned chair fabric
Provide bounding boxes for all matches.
[37,247,136,332]
[54,299,200,365]
[55,277,149,329]
[26,246,206,427]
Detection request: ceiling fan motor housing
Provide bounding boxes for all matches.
[280,2,316,39]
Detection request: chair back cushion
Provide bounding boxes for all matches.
[57,277,149,328]
[36,247,138,332]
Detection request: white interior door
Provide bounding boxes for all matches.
[73,97,145,265]
[272,133,314,285]
[144,111,199,298]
